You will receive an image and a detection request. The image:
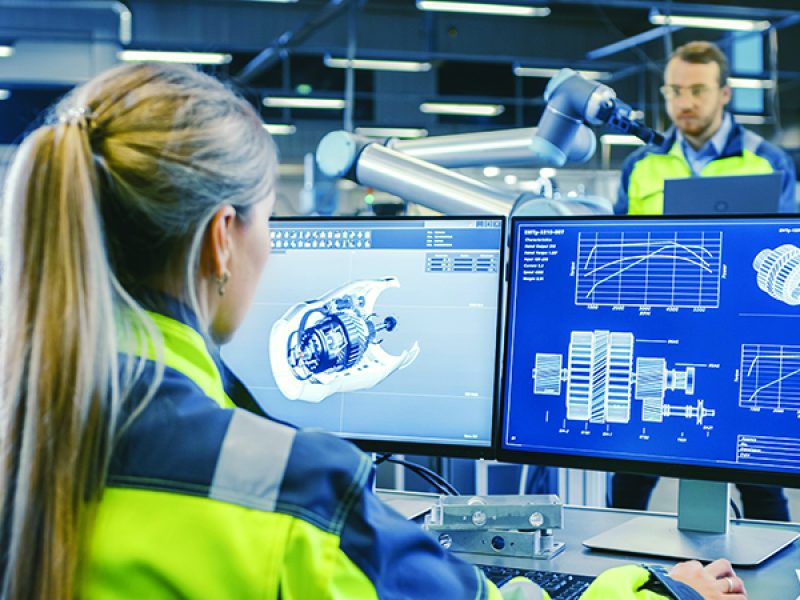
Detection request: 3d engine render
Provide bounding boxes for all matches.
[270,277,420,402]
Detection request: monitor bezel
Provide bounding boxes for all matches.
[262,214,506,459]
[495,212,800,489]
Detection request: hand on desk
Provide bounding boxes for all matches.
[669,559,746,599]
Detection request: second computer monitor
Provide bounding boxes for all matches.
[223,216,504,457]
[499,214,800,488]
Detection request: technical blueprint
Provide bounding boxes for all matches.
[503,217,800,476]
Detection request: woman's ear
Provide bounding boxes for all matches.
[202,205,238,278]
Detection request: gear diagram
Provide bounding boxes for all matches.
[532,330,714,426]
[270,277,420,402]
[753,244,800,306]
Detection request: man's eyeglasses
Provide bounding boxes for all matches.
[660,84,717,100]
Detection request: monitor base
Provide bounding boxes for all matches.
[583,515,800,566]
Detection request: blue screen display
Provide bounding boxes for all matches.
[502,216,800,476]
[223,217,503,451]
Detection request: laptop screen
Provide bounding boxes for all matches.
[663,173,782,215]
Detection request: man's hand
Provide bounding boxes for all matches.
[669,559,746,599]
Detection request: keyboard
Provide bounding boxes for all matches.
[477,564,594,600]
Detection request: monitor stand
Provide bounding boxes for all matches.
[583,479,800,566]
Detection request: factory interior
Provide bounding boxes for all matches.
[2,1,800,598]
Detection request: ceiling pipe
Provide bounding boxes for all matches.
[236,0,353,86]
[586,25,681,61]
[0,0,131,44]
[549,0,797,20]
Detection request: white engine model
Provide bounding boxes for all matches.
[270,277,420,403]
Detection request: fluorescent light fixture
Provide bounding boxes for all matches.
[417,1,550,17]
[0,89,10,101]
[118,50,232,65]
[324,55,432,73]
[355,127,429,138]
[600,134,644,146]
[263,97,346,109]
[483,166,500,177]
[338,179,358,191]
[278,163,306,176]
[728,77,775,89]
[420,102,504,116]
[649,11,769,32]
[263,123,297,135]
[0,45,14,58]
[504,174,518,185]
[539,168,557,178]
[734,114,768,125]
[514,66,610,80]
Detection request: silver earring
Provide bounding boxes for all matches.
[216,271,230,296]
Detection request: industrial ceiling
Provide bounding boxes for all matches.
[1,0,799,167]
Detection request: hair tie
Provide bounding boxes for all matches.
[58,106,94,130]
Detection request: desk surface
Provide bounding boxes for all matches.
[450,505,800,597]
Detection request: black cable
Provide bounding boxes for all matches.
[387,457,460,496]
[375,453,460,496]
[730,498,742,520]
[387,460,448,496]
[374,452,392,465]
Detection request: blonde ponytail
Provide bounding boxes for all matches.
[0,116,120,599]
[0,62,276,599]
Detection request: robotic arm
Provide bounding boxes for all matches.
[530,68,664,167]
[316,68,664,215]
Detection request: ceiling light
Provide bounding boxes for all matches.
[118,50,232,65]
[0,45,14,58]
[278,163,305,176]
[518,180,540,192]
[417,1,550,17]
[263,123,297,135]
[539,168,557,178]
[734,114,768,125]
[504,174,518,185]
[0,89,10,101]
[355,127,429,138]
[420,102,505,116]
[483,166,500,177]
[649,10,769,32]
[513,66,610,80]
[600,134,644,146]
[324,55,432,73]
[728,77,775,89]
[338,179,358,191]
[263,97,346,109]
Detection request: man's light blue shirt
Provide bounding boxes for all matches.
[677,112,733,176]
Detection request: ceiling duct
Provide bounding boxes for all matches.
[0,1,131,84]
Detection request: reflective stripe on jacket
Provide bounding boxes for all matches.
[616,118,797,215]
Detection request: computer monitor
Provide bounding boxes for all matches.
[222,216,505,458]
[498,214,800,565]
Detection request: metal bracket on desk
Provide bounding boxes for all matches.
[424,494,566,560]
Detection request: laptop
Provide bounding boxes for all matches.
[663,172,782,215]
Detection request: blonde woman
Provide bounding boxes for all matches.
[0,62,744,600]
